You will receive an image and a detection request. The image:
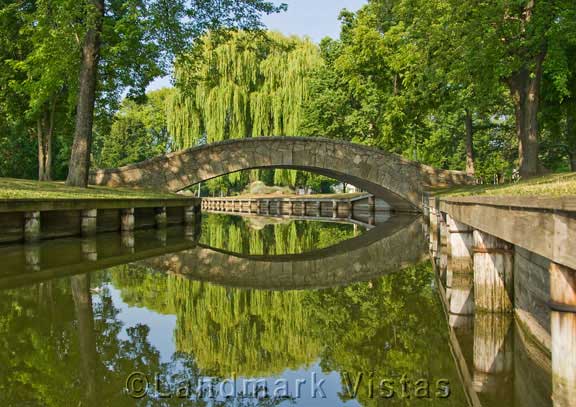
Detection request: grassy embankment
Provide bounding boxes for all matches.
[433,173,576,198]
[7,173,572,202]
[0,178,185,200]
[231,181,366,200]
[231,192,365,200]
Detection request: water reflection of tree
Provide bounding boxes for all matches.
[0,273,197,406]
[200,214,359,255]
[112,266,321,378]
[304,263,468,406]
[112,262,467,405]
[0,260,467,406]
[0,280,80,405]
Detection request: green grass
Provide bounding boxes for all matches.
[0,178,187,200]
[230,192,366,200]
[433,172,576,198]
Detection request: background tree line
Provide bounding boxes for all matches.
[1,0,575,189]
[300,0,576,180]
[0,0,286,185]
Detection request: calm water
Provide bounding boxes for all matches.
[0,213,550,406]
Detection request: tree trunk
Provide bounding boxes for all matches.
[508,52,545,178]
[71,274,98,405]
[566,98,576,172]
[464,109,475,177]
[37,120,51,181]
[66,0,104,187]
[37,99,57,181]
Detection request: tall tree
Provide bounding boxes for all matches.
[168,30,323,186]
[66,0,104,186]
[540,7,576,172]
[303,0,575,180]
[445,0,576,177]
[167,31,322,147]
[63,0,287,187]
[0,0,79,181]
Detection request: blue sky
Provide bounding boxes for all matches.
[263,0,367,43]
[146,0,367,91]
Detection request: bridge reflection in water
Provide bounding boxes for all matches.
[0,210,560,406]
[0,211,426,290]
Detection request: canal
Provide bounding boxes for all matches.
[0,212,551,406]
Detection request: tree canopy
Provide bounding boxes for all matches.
[302,0,576,180]
[1,0,575,186]
[0,0,288,186]
[166,30,324,188]
[167,30,323,148]
[95,88,173,168]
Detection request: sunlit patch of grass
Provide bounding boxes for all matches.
[233,192,366,199]
[432,173,576,198]
[0,178,187,200]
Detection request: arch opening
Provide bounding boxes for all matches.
[179,165,407,210]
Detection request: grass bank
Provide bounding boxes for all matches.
[0,178,185,200]
[223,192,366,200]
[434,173,576,198]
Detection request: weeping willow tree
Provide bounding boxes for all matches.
[167,30,324,187]
[199,213,360,256]
[111,265,321,377]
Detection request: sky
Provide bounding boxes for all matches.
[146,0,367,91]
[262,0,367,43]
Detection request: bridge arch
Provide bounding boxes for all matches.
[141,216,428,290]
[91,137,471,212]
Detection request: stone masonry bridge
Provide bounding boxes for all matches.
[91,137,472,212]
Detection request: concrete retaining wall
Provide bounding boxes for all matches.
[0,198,200,245]
[514,247,551,342]
[428,194,575,406]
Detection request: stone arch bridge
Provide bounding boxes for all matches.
[91,137,471,212]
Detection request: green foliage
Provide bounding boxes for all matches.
[88,0,289,126]
[199,213,361,256]
[95,88,173,168]
[0,122,36,179]
[165,30,324,190]
[0,0,77,180]
[113,266,321,378]
[302,0,576,180]
[196,168,341,197]
[110,259,467,404]
[305,263,466,406]
[167,31,323,148]
[0,0,288,182]
[3,0,575,184]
